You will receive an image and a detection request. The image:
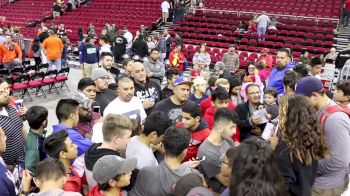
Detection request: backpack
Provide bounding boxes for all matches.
[319,104,350,127]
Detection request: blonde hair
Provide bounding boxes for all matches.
[278,95,288,135]
[191,77,207,94]
[215,78,229,87]
[102,114,133,142]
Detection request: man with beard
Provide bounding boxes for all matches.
[74,87,102,138]
[152,76,193,123]
[236,83,266,141]
[144,48,165,85]
[0,78,25,170]
[91,68,117,115]
[104,76,147,125]
[114,31,127,63]
[100,52,117,84]
[267,48,295,95]
[198,108,239,194]
[131,62,161,115]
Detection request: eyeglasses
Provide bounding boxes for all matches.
[247,91,261,95]
[0,87,10,95]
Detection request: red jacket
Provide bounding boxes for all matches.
[200,96,236,116]
[203,107,240,142]
[89,184,126,196]
[64,166,87,194]
[258,55,273,71]
[169,50,186,71]
[176,121,211,161]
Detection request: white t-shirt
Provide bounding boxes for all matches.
[257,14,270,28]
[100,44,111,54]
[161,1,170,13]
[126,136,158,170]
[123,31,133,49]
[103,96,147,124]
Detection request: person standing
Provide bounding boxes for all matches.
[222,45,239,72]
[114,31,127,63]
[79,37,99,78]
[161,0,171,23]
[123,27,133,55]
[131,36,148,58]
[157,31,167,63]
[267,48,295,95]
[257,12,270,41]
[343,0,350,28]
[144,48,166,85]
[42,30,63,70]
[11,27,25,61]
[295,77,350,195]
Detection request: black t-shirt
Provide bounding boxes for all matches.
[134,80,162,115]
[161,87,173,100]
[152,98,192,123]
[53,4,61,12]
[115,36,127,53]
[95,89,117,115]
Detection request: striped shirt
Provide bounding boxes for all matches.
[0,106,24,165]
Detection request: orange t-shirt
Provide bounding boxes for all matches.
[42,36,63,60]
[0,42,22,63]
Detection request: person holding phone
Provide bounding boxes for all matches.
[76,78,102,138]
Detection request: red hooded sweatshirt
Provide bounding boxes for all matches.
[203,107,240,143]
[176,120,211,162]
[200,96,236,116]
[89,185,125,196]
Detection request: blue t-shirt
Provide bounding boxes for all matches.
[0,158,16,196]
[189,94,208,105]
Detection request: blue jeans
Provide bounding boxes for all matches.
[47,59,61,70]
[257,26,267,40]
[343,10,350,27]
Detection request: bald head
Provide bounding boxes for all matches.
[130,62,147,84]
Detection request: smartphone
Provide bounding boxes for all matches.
[15,99,24,111]
[93,106,100,113]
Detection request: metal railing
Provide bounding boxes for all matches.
[189,7,340,28]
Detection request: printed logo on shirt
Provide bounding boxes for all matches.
[135,87,158,101]
[116,37,125,44]
[168,108,182,122]
[189,138,202,147]
[87,48,97,54]
[123,109,141,124]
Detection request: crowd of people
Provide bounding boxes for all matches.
[0,1,350,196]
[0,42,349,196]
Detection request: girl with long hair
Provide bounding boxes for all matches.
[229,137,288,196]
[274,94,329,196]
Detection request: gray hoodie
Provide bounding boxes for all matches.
[130,161,200,196]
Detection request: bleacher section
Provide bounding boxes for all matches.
[52,0,162,44]
[203,0,342,18]
[169,6,340,68]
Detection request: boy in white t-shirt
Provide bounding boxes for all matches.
[161,0,170,23]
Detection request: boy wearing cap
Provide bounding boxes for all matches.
[258,48,273,70]
[90,155,137,196]
[222,45,239,72]
[92,68,117,115]
[152,76,194,123]
[295,76,350,195]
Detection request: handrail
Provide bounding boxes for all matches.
[190,7,340,26]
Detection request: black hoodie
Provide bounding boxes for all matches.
[84,143,120,171]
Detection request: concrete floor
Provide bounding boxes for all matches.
[22,67,82,135]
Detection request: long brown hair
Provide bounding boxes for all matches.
[281,95,329,165]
